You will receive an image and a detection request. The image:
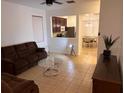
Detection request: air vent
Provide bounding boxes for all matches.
[66,0,75,4]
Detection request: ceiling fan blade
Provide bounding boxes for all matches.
[54,1,63,4]
[66,0,75,4]
[40,2,46,5]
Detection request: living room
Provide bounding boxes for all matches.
[1,0,123,93]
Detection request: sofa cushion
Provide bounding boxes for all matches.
[2,46,18,60]
[14,59,29,70]
[25,42,37,54]
[15,44,29,58]
[25,54,39,64]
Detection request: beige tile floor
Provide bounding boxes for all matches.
[17,48,97,93]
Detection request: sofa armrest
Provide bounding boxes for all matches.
[1,80,13,93]
[1,58,15,74]
[37,48,45,52]
[2,58,14,64]
[2,73,21,80]
[13,80,39,93]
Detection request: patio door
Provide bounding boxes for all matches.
[78,13,99,54]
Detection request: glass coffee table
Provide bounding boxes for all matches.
[38,54,59,76]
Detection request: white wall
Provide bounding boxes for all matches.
[98,0,123,73]
[46,1,100,54]
[1,1,48,49]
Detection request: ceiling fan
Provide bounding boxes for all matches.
[40,0,63,6]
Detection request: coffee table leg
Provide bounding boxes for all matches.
[43,67,59,77]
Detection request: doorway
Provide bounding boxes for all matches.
[78,13,99,55]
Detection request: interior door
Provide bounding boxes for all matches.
[32,16,44,47]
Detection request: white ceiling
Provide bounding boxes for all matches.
[3,0,99,10]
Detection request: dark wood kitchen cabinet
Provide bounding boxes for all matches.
[92,54,122,93]
[52,17,67,32]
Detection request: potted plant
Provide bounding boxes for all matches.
[103,35,119,57]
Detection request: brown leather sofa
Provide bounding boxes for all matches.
[1,73,39,93]
[1,42,47,75]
